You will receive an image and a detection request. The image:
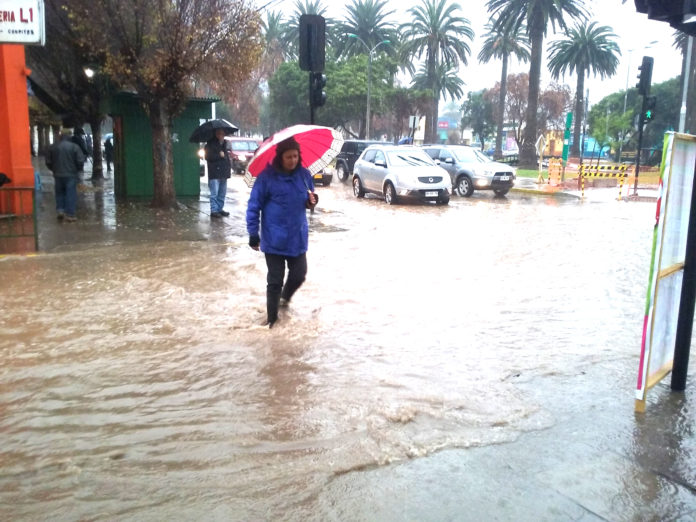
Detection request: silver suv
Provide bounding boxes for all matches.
[352,145,451,205]
[422,145,516,197]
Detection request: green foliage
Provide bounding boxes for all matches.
[460,90,495,146]
[268,54,401,136]
[589,77,681,158]
[269,62,311,129]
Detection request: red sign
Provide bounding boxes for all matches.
[437,121,449,129]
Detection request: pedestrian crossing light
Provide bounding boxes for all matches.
[311,72,327,107]
[644,95,657,123]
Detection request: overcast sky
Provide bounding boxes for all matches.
[259,0,686,109]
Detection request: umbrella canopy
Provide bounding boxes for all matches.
[245,125,343,185]
[189,118,239,143]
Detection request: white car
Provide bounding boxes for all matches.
[352,145,451,205]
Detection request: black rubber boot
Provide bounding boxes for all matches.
[266,288,281,327]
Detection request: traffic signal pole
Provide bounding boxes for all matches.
[671,154,696,391]
[309,72,315,125]
[632,56,653,196]
[633,95,647,196]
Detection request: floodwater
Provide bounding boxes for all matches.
[0,178,672,519]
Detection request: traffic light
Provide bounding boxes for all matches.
[644,95,657,123]
[299,15,325,72]
[636,56,654,95]
[634,1,696,36]
[311,72,327,107]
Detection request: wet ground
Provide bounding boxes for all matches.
[0,162,695,520]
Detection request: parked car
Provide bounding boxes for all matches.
[352,145,451,205]
[335,139,390,182]
[226,137,260,174]
[312,167,333,187]
[422,144,516,197]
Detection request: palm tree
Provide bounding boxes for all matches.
[337,0,398,59]
[478,18,530,159]
[487,0,588,167]
[548,22,620,157]
[260,11,290,80]
[411,62,465,104]
[400,0,473,143]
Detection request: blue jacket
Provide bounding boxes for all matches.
[246,163,315,256]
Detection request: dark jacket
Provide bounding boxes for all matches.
[246,164,315,257]
[71,131,90,157]
[205,138,232,180]
[104,137,114,160]
[46,136,85,178]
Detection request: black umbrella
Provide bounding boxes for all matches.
[189,118,239,143]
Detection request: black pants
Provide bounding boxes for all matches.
[264,253,307,323]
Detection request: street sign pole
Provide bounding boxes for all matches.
[561,112,572,181]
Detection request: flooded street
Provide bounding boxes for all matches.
[1,176,690,520]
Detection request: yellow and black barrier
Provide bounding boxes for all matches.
[546,158,563,185]
[579,164,629,200]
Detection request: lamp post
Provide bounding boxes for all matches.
[348,34,389,139]
[618,41,658,163]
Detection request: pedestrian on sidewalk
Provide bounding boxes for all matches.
[104,136,114,174]
[205,129,232,218]
[45,127,85,222]
[246,136,318,328]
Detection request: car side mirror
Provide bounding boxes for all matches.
[434,159,441,165]
[444,157,454,164]
[375,160,387,168]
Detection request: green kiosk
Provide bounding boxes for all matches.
[107,93,218,199]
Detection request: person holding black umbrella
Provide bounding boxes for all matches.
[205,128,232,217]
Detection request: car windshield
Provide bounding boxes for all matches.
[386,150,435,167]
[230,141,255,151]
[452,147,491,163]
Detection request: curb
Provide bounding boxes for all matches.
[510,186,581,199]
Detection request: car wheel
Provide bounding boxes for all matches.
[438,193,450,205]
[353,176,365,198]
[493,187,510,196]
[336,163,348,182]
[384,182,398,205]
[456,175,474,197]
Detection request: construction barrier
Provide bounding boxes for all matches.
[546,158,563,185]
[0,187,37,253]
[579,164,628,200]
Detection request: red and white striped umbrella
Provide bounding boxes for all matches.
[244,125,343,186]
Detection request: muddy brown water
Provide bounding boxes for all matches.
[0,179,663,519]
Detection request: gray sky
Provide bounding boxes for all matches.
[260,0,685,109]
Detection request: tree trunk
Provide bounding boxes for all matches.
[495,56,509,160]
[424,47,437,144]
[88,115,104,180]
[521,11,544,168]
[148,100,177,209]
[431,95,439,143]
[571,71,585,157]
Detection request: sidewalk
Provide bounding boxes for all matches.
[32,157,248,252]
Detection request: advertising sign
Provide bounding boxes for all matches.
[636,132,696,412]
[0,0,44,46]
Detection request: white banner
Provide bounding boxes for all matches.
[0,0,44,46]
